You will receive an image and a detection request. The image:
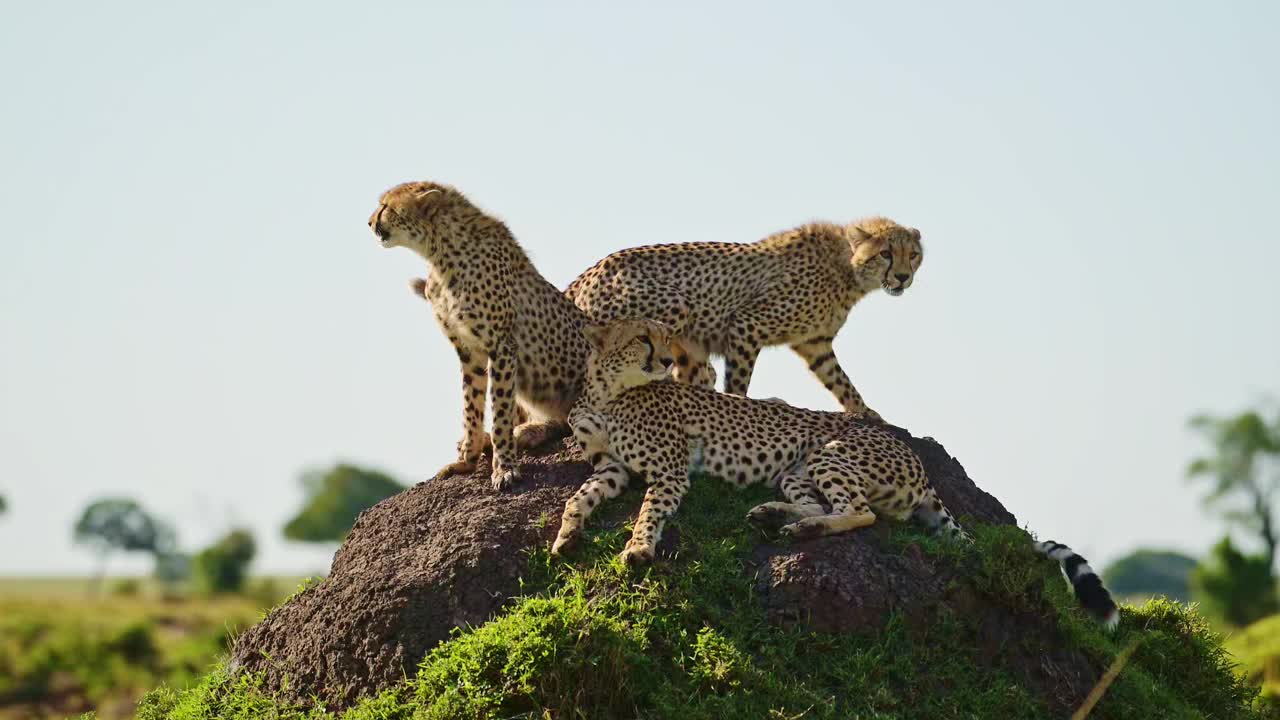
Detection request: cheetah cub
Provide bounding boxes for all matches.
[565,218,923,420]
[554,321,1120,628]
[371,181,591,491]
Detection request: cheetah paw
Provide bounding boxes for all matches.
[779,519,825,541]
[550,531,578,556]
[746,502,792,531]
[437,458,478,478]
[855,407,884,423]
[618,544,655,567]
[491,466,521,492]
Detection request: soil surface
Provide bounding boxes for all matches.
[230,427,1099,713]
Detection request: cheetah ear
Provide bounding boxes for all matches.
[413,188,442,203]
[909,227,921,241]
[846,224,873,246]
[582,324,611,350]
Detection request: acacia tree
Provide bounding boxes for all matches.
[73,498,172,592]
[1188,407,1280,569]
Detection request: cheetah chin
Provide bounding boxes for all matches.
[885,286,905,297]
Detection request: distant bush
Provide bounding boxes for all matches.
[0,617,158,705]
[1103,549,1198,600]
[192,530,256,594]
[110,578,143,597]
[283,464,405,543]
[1193,537,1279,627]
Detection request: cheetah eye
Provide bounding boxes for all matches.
[910,251,919,260]
[880,250,892,260]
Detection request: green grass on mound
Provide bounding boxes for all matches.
[136,481,1275,720]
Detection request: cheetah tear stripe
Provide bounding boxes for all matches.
[1036,540,1120,630]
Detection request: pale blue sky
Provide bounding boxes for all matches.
[1,2,1276,575]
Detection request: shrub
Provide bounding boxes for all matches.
[1192,537,1279,626]
[192,530,257,594]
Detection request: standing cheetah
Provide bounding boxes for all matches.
[564,218,923,419]
[370,181,592,490]
[554,321,1119,627]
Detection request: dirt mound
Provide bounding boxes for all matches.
[229,427,1074,712]
[228,441,589,708]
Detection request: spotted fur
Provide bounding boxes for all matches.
[564,218,923,419]
[551,320,967,565]
[371,181,592,491]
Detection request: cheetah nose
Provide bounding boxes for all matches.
[894,273,910,283]
[660,357,673,368]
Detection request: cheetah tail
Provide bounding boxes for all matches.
[1036,540,1120,630]
[409,277,429,300]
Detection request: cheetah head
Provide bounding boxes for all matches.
[368,181,461,251]
[580,320,677,403]
[848,218,923,297]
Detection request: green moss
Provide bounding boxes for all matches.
[134,479,1277,719]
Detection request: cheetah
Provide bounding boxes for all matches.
[554,321,1120,628]
[552,319,966,563]
[370,181,592,490]
[564,218,923,419]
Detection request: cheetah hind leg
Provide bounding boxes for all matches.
[912,487,971,542]
[778,452,877,540]
[747,465,827,531]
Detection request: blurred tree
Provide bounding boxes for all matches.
[1192,537,1280,626]
[1188,408,1280,569]
[154,551,192,593]
[0,493,6,514]
[192,529,257,594]
[73,498,172,592]
[283,464,405,543]
[1102,549,1198,601]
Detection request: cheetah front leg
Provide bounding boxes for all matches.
[551,459,631,555]
[620,469,690,566]
[488,338,523,491]
[672,339,715,388]
[437,337,490,478]
[790,336,880,420]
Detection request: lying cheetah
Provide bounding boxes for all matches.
[370,181,592,490]
[554,321,1119,627]
[552,320,966,564]
[564,218,923,419]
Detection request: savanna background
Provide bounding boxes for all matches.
[1,2,1278,717]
